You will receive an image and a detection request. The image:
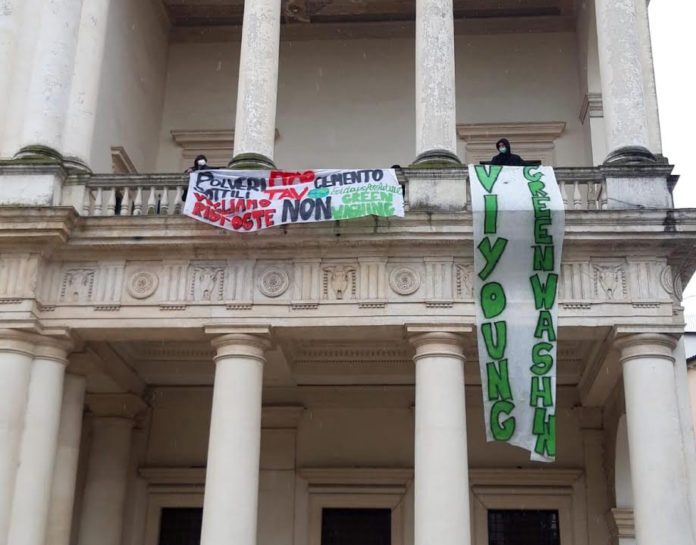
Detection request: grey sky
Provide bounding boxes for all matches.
[649,1,696,328]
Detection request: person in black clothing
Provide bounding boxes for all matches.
[182,155,212,201]
[186,154,210,174]
[490,138,524,166]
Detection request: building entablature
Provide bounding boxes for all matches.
[0,242,686,334]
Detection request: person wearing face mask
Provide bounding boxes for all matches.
[490,138,524,166]
[183,155,212,201]
[186,154,210,174]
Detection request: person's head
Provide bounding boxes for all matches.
[496,138,511,154]
[194,154,208,168]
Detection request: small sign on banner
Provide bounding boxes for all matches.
[183,169,404,232]
[469,165,565,462]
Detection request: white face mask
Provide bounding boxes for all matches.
[498,147,507,154]
[197,159,206,166]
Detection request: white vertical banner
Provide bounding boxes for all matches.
[469,165,565,462]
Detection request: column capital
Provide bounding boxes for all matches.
[0,329,39,356]
[33,336,74,364]
[614,333,678,363]
[407,330,466,360]
[211,333,272,362]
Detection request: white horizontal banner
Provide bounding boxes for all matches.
[184,168,404,232]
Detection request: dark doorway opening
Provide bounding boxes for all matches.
[158,507,203,545]
[321,508,392,545]
[487,509,560,545]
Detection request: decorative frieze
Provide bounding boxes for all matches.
[292,259,320,303]
[389,267,420,295]
[358,258,386,302]
[190,264,224,301]
[454,263,473,299]
[323,265,356,300]
[0,254,40,300]
[424,258,454,304]
[24,256,675,316]
[60,267,96,302]
[127,270,159,300]
[258,266,291,298]
[594,264,626,300]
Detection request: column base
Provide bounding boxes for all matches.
[13,145,64,163]
[62,156,93,174]
[603,146,657,166]
[410,149,462,168]
[228,153,276,170]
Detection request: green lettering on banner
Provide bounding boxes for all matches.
[530,376,553,407]
[531,342,554,375]
[523,166,543,183]
[527,181,548,198]
[484,194,498,234]
[482,321,507,360]
[532,245,554,271]
[475,165,503,193]
[477,237,508,280]
[530,273,558,310]
[532,196,551,218]
[533,310,556,341]
[532,407,556,457]
[487,359,513,401]
[490,400,516,441]
[534,218,553,244]
[481,282,507,319]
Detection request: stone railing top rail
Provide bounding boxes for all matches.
[55,163,678,216]
[74,164,675,186]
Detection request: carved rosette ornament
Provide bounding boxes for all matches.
[660,265,683,302]
[127,271,159,299]
[258,267,290,297]
[389,267,420,295]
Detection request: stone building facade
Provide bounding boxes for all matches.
[0,1,695,545]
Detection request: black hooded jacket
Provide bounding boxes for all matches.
[491,138,524,166]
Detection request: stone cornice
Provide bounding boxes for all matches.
[0,208,75,247]
[59,210,696,255]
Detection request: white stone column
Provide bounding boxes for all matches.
[616,334,694,545]
[594,0,655,164]
[45,374,86,545]
[229,0,281,169]
[7,338,72,545]
[1,0,42,157]
[16,0,84,160]
[76,395,144,545]
[200,333,270,545]
[413,0,459,165]
[410,331,471,545]
[0,331,35,542]
[62,0,112,170]
[0,0,20,152]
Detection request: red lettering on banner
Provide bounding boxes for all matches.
[269,170,316,187]
[265,187,309,200]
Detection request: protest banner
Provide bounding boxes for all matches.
[183,168,404,232]
[469,165,565,462]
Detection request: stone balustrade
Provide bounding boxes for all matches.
[70,167,610,217]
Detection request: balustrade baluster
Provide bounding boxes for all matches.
[146,186,157,215]
[93,188,103,216]
[133,187,143,215]
[106,188,117,216]
[573,181,582,210]
[161,187,170,215]
[559,181,568,208]
[120,188,131,216]
[173,186,183,214]
[82,189,91,216]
